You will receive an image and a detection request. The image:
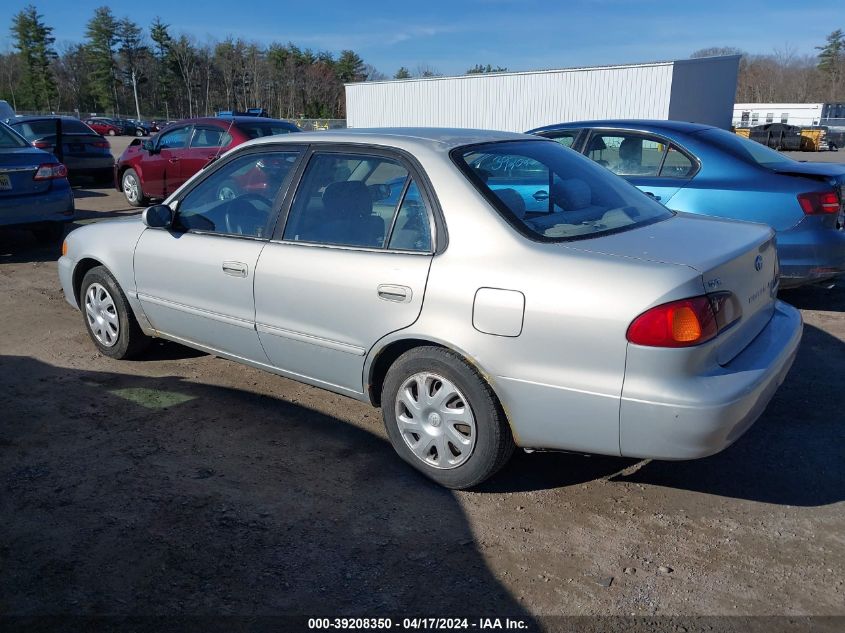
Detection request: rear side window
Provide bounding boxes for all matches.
[190,126,232,148]
[454,140,672,242]
[0,123,28,148]
[14,119,91,138]
[540,130,581,148]
[283,152,431,251]
[587,133,665,176]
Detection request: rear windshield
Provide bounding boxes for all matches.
[453,140,672,241]
[12,119,93,139]
[0,122,28,148]
[696,128,794,168]
[237,122,299,139]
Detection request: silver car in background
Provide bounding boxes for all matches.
[58,129,802,489]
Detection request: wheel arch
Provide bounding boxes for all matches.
[72,257,106,306]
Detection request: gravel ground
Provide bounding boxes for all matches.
[0,141,843,631]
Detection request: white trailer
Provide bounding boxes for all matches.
[345,55,740,131]
[732,103,824,128]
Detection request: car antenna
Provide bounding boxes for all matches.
[209,116,236,166]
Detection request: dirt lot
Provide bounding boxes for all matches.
[0,144,843,629]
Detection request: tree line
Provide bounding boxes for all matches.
[4,5,844,123]
[692,30,845,103]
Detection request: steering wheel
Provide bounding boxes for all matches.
[224,193,273,236]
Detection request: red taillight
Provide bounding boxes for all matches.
[798,191,840,215]
[33,163,68,180]
[92,140,110,149]
[627,296,719,348]
[33,140,51,149]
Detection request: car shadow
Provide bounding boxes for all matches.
[0,355,535,622]
[70,188,109,199]
[0,228,63,264]
[780,282,845,312]
[608,322,844,506]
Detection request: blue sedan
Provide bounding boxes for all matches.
[0,121,74,242]
[527,120,845,289]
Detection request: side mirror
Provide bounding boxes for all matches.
[142,139,157,153]
[142,204,174,229]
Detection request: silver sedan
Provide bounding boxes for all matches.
[58,129,803,489]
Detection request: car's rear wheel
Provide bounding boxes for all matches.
[382,346,515,489]
[80,266,150,359]
[122,168,147,207]
[135,129,144,137]
[108,129,116,136]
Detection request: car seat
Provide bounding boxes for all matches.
[321,181,385,247]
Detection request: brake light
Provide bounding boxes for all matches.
[33,163,68,180]
[798,191,839,215]
[33,140,51,149]
[92,140,110,149]
[627,296,720,348]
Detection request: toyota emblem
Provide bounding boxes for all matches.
[754,255,763,271]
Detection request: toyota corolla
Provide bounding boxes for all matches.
[58,129,802,488]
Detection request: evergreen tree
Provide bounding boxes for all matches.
[466,63,508,74]
[117,18,147,120]
[84,6,119,112]
[816,30,844,99]
[336,50,366,83]
[394,67,411,79]
[149,17,173,118]
[10,5,57,111]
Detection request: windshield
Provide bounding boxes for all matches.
[453,140,672,241]
[696,128,795,167]
[237,122,299,139]
[0,122,28,148]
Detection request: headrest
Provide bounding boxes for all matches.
[493,188,527,219]
[551,179,591,210]
[587,136,607,152]
[322,181,372,218]
[618,137,642,161]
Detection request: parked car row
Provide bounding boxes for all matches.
[59,127,811,488]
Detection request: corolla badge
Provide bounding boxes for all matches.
[754,255,763,272]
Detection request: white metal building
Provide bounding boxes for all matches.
[345,55,740,131]
[732,103,824,128]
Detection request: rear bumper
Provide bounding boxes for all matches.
[619,300,802,460]
[777,221,845,288]
[0,186,75,227]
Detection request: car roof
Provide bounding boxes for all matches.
[239,127,540,152]
[528,119,715,135]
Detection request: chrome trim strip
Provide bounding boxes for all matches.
[136,293,254,329]
[256,322,366,356]
[0,166,37,174]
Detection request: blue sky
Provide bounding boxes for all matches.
[2,0,840,76]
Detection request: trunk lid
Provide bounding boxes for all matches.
[567,213,778,364]
[0,147,54,198]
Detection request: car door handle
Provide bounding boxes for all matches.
[377,284,412,303]
[168,157,181,164]
[644,191,662,201]
[222,261,248,277]
[533,190,549,201]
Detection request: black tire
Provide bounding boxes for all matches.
[80,265,151,360]
[32,222,65,245]
[121,168,147,207]
[382,346,515,489]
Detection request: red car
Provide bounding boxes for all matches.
[84,118,121,136]
[115,116,301,206]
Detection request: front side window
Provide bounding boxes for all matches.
[158,127,190,150]
[283,152,431,251]
[176,150,301,237]
[454,140,672,241]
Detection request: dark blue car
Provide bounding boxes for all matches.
[0,121,74,242]
[528,120,845,289]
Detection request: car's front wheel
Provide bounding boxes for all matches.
[122,168,147,207]
[382,346,515,489]
[108,129,116,136]
[80,266,151,359]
